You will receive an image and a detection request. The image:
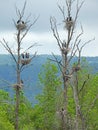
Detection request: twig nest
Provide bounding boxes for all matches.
[64,74,72,82]
[64,17,74,30]
[13,83,23,89]
[65,74,72,78]
[20,53,31,65]
[56,108,66,120]
[21,58,31,65]
[61,47,70,55]
[72,65,81,72]
[16,20,27,31]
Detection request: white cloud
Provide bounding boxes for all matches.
[0,28,97,56]
[0,0,98,56]
[0,31,59,55]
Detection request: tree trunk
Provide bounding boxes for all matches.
[15,30,21,130]
[73,84,80,130]
[15,86,20,130]
[62,54,69,130]
[73,72,85,130]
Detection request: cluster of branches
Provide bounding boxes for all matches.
[0,1,38,72]
[0,2,38,130]
[50,0,94,77]
[50,0,95,130]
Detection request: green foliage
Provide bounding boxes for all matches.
[14,91,35,130]
[33,61,62,130]
[70,60,98,129]
[81,75,98,130]
[64,59,98,129]
[0,90,35,130]
[0,90,14,130]
[0,107,14,130]
[0,60,98,130]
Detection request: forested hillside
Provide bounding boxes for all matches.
[0,60,98,130]
[0,55,98,103]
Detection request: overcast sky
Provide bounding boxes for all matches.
[0,0,98,56]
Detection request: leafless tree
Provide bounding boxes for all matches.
[50,0,94,130]
[0,2,38,130]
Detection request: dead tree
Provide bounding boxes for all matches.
[50,0,94,130]
[0,2,37,130]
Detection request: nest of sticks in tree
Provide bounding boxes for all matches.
[21,58,31,65]
[16,20,27,31]
[72,65,81,72]
[64,74,72,82]
[64,17,74,30]
[13,83,22,89]
[61,47,70,55]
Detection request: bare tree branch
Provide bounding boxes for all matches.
[0,39,17,64]
[50,53,63,74]
[67,0,84,44]
[78,74,90,94]
[85,94,98,119]
[15,1,27,21]
[20,24,32,43]
[76,37,95,64]
[58,5,66,20]
[22,43,38,53]
[50,17,62,50]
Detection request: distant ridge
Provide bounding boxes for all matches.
[0,54,98,64]
[0,54,98,104]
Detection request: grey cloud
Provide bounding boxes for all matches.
[0,0,98,56]
[0,0,97,32]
